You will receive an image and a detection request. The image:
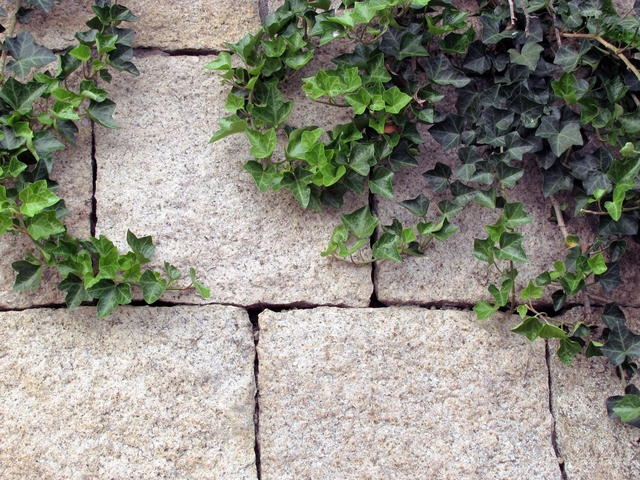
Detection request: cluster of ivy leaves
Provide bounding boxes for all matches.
[0,0,209,317]
[209,0,640,427]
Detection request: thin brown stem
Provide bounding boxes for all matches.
[551,196,570,239]
[562,32,640,81]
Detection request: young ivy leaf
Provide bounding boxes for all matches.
[512,316,544,341]
[19,180,60,217]
[473,300,499,320]
[612,394,640,423]
[372,232,402,262]
[189,267,211,299]
[246,128,277,159]
[557,338,583,366]
[521,280,543,301]
[369,167,394,199]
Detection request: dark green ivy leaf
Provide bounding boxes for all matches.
[557,338,583,365]
[58,274,92,310]
[140,269,168,304]
[12,257,42,291]
[5,32,56,78]
[541,162,574,197]
[423,162,452,192]
[602,302,627,329]
[87,279,132,318]
[429,114,467,150]
[399,194,430,217]
[372,232,402,262]
[86,99,118,129]
[423,55,470,87]
[251,80,293,128]
[602,324,640,365]
[0,77,48,114]
[341,205,378,239]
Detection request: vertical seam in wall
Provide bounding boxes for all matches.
[250,310,262,479]
[546,340,567,480]
[90,120,97,237]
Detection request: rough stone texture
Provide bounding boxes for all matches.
[257,307,560,479]
[550,307,640,480]
[0,118,92,309]
[1,0,265,51]
[0,305,257,479]
[373,126,640,308]
[94,53,372,307]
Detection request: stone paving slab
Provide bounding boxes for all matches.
[0,118,92,310]
[2,0,265,51]
[257,307,561,479]
[94,53,372,308]
[0,305,257,479]
[374,129,640,308]
[550,307,640,480]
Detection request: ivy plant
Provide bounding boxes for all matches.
[209,0,640,429]
[0,0,209,317]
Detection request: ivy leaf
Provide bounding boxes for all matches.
[251,81,293,128]
[474,300,498,320]
[210,114,248,143]
[25,0,58,12]
[489,279,513,307]
[126,230,155,263]
[496,232,528,263]
[502,202,533,228]
[509,42,544,70]
[538,324,568,339]
[541,162,574,197]
[473,236,495,264]
[612,394,640,423]
[345,88,371,114]
[0,77,48,114]
[86,99,118,129]
[19,180,60,217]
[535,116,583,157]
[399,194,430,217]
[512,316,544,341]
[140,269,168,304]
[87,280,132,318]
[602,325,640,365]
[205,52,232,71]
[431,218,459,241]
[26,210,65,240]
[495,163,524,188]
[607,157,640,188]
[57,274,92,310]
[341,206,378,239]
[348,143,375,176]
[423,55,470,87]
[372,232,402,262]
[369,167,394,199]
[602,303,626,329]
[164,262,181,281]
[521,280,543,300]
[12,256,42,291]
[440,28,475,54]
[597,262,622,293]
[281,168,313,208]
[5,32,56,78]
[246,128,277,159]
[243,161,278,192]
[429,114,466,150]
[189,268,211,299]
[383,86,412,114]
[480,14,518,44]
[557,338,583,366]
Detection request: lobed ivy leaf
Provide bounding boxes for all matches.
[423,55,470,87]
[87,280,132,318]
[26,210,65,240]
[58,274,92,310]
[372,232,402,262]
[474,300,498,320]
[5,32,56,78]
[521,280,543,300]
[126,230,155,263]
[429,114,466,150]
[86,99,118,129]
[140,269,168,304]
[251,81,293,128]
[341,206,378,239]
[399,194,430,217]
[541,162,574,198]
[557,338,583,366]
[19,180,60,217]
[496,232,529,263]
[602,324,640,365]
[509,42,544,71]
[536,116,583,157]
[12,256,42,291]
[369,167,394,199]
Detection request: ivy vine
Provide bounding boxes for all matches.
[0,0,209,317]
[209,0,640,428]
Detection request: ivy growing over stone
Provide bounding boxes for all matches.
[0,0,209,317]
[209,0,640,428]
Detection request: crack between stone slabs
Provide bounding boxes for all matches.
[90,120,98,238]
[248,308,262,480]
[545,340,568,480]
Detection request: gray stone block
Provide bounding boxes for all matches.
[2,0,264,51]
[550,307,640,480]
[257,307,560,479]
[0,118,92,309]
[0,305,257,479]
[94,54,372,307]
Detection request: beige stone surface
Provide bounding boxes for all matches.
[0,118,92,309]
[94,53,372,307]
[257,307,561,479]
[0,305,257,479]
[550,307,640,480]
[1,0,264,51]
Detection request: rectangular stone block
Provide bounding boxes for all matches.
[2,0,264,51]
[257,307,561,479]
[0,305,257,479]
[94,54,372,308]
[550,307,640,480]
[0,118,92,309]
